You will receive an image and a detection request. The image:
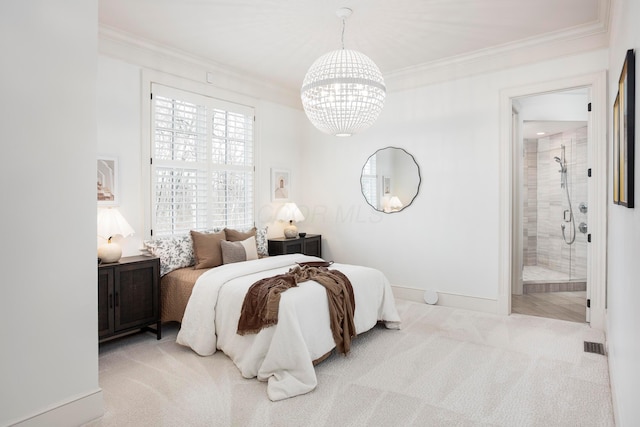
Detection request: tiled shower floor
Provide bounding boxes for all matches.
[523,265,575,282]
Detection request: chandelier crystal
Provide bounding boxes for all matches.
[301,8,386,137]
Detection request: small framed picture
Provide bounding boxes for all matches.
[382,176,391,195]
[271,168,290,202]
[97,156,119,206]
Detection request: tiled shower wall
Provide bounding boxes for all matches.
[523,139,538,267]
[523,126,588,280]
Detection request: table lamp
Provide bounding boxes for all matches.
[276,202,305,238]
[388,196,404,212]
[97,207,135,263]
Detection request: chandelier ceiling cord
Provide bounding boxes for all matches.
[301,7,386,137]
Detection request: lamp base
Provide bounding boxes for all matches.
[284,223,298,239]
[98,241,122,263]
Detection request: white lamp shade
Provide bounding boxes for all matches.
[97,208,135,240]
[389,196,404,211]
[276,203,305,223]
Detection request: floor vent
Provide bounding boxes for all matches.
[584,341,606,355]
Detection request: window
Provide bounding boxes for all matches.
[151,84,254,237]
[361,154,378,209]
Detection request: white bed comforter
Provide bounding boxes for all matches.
[176,254,401,401]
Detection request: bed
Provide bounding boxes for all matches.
[171,253,401,401]
[160,267,211,323]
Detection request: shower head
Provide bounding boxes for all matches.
[555,156,567,173]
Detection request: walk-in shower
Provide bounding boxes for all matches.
[521,126,588,293]
[512,87,592,324]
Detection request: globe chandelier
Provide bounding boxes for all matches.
[301,7,386,137]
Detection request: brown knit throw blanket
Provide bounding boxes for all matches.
[237,265,357,355]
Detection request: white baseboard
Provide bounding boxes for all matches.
[605,318,620,427]
[11,389,103,427]
[391,285,500,314]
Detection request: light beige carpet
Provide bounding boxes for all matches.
[87,299,614,426]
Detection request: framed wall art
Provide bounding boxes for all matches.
[614,49,635,208]
[271,168,291,202]
[97,156,119,206]
[613,94,620,204]
[382,176,391,195]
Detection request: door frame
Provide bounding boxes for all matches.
[498,71,608,330]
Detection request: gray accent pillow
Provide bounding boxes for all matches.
[221,236,259,264]
[221,240,248,264]
[224,226,269,257]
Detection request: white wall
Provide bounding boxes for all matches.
[254,99,309,237]
[606,0,640,424]
[0,1,102,425]
[97,57,143,256]
[301,49,608,306]
[517,91,589,122]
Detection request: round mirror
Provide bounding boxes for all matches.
[360,147,421,213]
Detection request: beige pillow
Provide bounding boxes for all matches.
[240,236,259,260]
[221,236,259,265]
[190,230,225,269]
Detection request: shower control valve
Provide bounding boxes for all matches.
[579,202,588,214]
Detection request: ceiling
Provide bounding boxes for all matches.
[523,120,587,140]
[99,0,609,93]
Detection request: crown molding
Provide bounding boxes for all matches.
[98,25,301,109]
[385,8,611,91]
[99,0,612,105]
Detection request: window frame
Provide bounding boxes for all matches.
[141,71,258,239]
[361,154,378,210]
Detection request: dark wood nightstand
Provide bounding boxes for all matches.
[98,255,161,342]
[268,234,322,258]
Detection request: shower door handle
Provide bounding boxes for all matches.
[563,209,572,222]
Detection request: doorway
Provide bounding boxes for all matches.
[512,89,589,323]
[512,89,590,322]
[499,71,607,330]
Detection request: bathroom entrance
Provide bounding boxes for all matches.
[511,88,589,323]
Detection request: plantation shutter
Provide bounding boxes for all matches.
[151,84,254,237]
[361,154,378,209]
